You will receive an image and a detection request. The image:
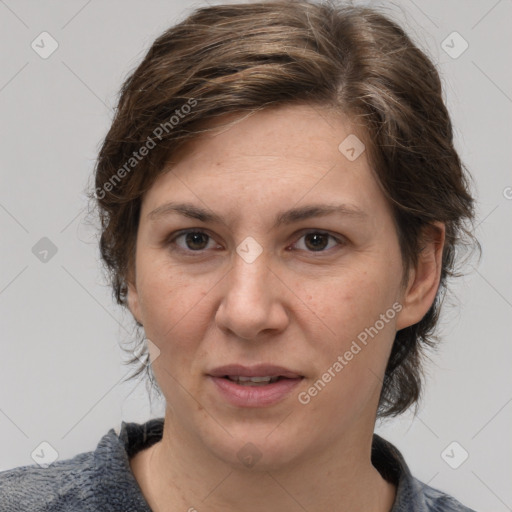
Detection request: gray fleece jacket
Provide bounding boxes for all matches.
[0,418,476,511]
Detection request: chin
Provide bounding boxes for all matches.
[201,422,309,472]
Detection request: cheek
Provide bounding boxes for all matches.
[300,283,397,428]
[136,259,210,351]
[137,265,213,397]
[304,266,397,342]
[298,265,399,410]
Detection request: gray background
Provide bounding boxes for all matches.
[0,0,511,510]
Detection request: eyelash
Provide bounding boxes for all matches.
[167,229,345,256]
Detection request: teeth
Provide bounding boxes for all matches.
[227,376,280,385]
[238,376,272,383]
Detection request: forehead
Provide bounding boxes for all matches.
[168,103,364,170]
[141,103,389,224]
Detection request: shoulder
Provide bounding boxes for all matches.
[372,434,477,512]
[405,476,478,512]
[0,450,98,511]
[0,420,160,512]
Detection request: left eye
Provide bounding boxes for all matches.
[292,231,342,252]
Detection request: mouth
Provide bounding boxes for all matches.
[207,364,304,407]
[208,364,303,381]
[222,375,289,386]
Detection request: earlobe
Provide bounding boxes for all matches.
[395,222,445,331]
[127,281,143,326]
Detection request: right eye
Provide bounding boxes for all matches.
[168,229,220,254]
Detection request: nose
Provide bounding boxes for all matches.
[214,249,289,341]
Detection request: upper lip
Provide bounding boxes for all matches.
[208,364,303,379]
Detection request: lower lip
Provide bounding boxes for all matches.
[208,376,303,407]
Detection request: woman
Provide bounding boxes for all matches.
[0,1,478,510]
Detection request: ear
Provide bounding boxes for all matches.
[395,222,445,331]
[126,278,143,326]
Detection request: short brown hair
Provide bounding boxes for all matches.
[92,0,479,417]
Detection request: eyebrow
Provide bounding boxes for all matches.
[148,201,367,229]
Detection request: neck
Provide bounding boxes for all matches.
[136,410,396,512]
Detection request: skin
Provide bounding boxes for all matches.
[127,103,445,512]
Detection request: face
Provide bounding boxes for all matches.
[127,103,427,470]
